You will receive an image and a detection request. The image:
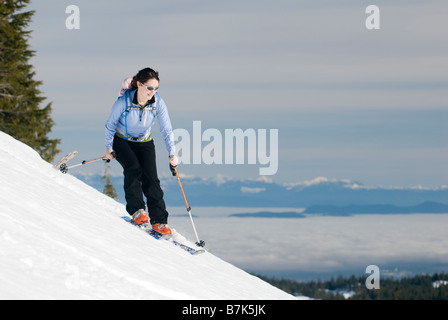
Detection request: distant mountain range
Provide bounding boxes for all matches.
[226,202,448,218]
[229,211,306,218]
[74,174,448,210]
[303,201,448,216]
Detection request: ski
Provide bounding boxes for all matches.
[54,150,78,173]
[147,227,173,241]
[172,240,205,255]
[122,216,205,255]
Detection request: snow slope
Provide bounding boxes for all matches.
[0,132,296,300]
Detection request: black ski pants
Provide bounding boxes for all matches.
[113,135,168,224]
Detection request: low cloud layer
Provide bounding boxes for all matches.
[169,208,448,277]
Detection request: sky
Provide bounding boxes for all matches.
[26,0,448,187]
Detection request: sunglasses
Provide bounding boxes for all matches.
[139,82,159,92]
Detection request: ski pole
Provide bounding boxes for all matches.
[60,154,113,173]
[174,167,205,247]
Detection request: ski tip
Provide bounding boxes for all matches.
[54,150,79,169]
[193,249,206,255]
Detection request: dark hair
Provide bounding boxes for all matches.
[131,67,160,90]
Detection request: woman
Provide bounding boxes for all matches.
[105,67,178,235]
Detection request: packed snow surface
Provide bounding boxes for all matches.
[0,132,296,300]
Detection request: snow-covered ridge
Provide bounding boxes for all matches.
[75,169,448,209]
[0,131,297,300]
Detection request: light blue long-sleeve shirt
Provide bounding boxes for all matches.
[105,89,176,156]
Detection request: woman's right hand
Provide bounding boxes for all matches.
[106,149,116,160]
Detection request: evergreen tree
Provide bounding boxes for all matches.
[0,0,60,161]
[102,163,118,200]
[254,272,448,300]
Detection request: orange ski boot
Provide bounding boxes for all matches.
[132,209,149,225]
[152,223,172,235]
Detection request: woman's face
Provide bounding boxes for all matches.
[138,78,159,101]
